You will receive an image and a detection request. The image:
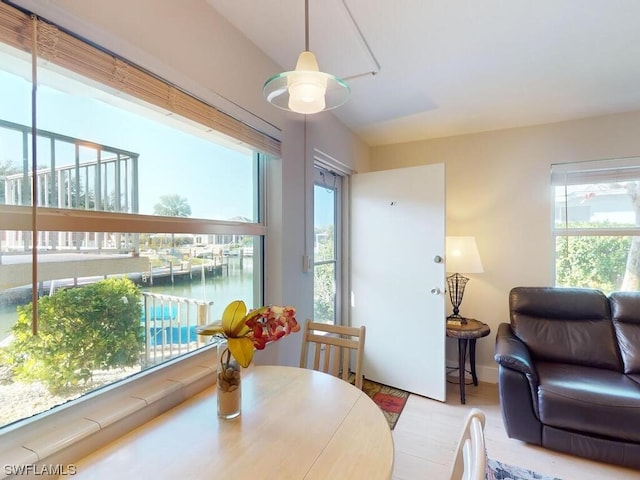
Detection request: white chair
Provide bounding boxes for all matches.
[449,408,487,480]
[298,319,366,389]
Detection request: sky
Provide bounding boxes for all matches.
[314,184,335,229]
[0,54,255,221]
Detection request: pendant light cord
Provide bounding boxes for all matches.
[340,0,381,78]
[304,0,309,51]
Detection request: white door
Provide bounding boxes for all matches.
[351,164,446,401]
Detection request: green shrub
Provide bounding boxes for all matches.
[4,277,143,393]
[556,232,631,293]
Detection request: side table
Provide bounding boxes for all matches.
[446,318,491,404]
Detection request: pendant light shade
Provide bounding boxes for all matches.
[287,51,327,114]
[263,1,350,114]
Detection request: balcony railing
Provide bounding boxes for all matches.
[1,118,140,252]
[141,292,214,364]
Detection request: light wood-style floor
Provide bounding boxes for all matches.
[391,380,640,480]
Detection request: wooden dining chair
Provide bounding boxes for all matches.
[449,408,487,480]
[298,319,366,389]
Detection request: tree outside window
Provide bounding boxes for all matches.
[553,158,640,294]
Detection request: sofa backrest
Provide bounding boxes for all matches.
[610,291,640,374]
[509,287,622,371]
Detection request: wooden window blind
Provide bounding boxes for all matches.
[0,1,281,157]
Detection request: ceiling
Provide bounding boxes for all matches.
[207,0,640,147]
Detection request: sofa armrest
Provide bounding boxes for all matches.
[494,322,539,385]
[494,322,543,444]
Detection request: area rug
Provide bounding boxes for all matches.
[360,378,409,430]
[487,458,562,480]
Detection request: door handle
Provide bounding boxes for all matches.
[433,255,443,263]
[430,287,441,295]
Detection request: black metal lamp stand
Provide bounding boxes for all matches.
[447,273,469,324]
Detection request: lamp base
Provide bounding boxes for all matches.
[447,273,469,325]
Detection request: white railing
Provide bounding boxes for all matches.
[141,292,214,364]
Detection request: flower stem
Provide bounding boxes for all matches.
[222,346,231,371]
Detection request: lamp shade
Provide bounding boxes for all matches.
[263,0,350,114]
[263,51,350,115]
[446,236,484,274]
[287,51,327,114]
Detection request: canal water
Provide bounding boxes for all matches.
[0,257,255,344]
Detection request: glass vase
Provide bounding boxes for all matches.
[216,339,242,419]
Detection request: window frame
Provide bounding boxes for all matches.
[313,165,342,325]
[0,0,275,456]
[551,157,640,290]
[312,148,353,328]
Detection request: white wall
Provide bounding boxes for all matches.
[15,0,370,367]
[370,110,640,382]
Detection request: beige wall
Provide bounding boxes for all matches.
[370,110,640,380]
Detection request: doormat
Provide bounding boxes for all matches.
[361,378,409,430]
[487,458,563,480]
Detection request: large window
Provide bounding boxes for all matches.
[552,157,640,293]
[0,4,276,428]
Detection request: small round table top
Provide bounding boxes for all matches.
[446,318,491,339]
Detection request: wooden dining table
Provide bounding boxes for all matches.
[72,365,395,479]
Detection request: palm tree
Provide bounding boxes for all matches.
[153,194,191,217]
[153,194,192,252]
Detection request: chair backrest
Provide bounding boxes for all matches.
[449,408,487,480]
[298,319,366,389]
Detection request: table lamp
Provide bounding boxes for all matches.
[446,236,484,324]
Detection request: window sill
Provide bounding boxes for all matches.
[0,346,217,477]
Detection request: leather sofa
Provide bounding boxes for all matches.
[494,286,640,469]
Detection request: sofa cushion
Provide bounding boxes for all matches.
[610,291,640,374]
[628,374,640,387]
[509,287,622,371]
[537,362,640,442]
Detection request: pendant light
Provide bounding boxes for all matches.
[263,0,350,114]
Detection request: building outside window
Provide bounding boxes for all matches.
[0,5,276,428]
[552,157,640,293]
